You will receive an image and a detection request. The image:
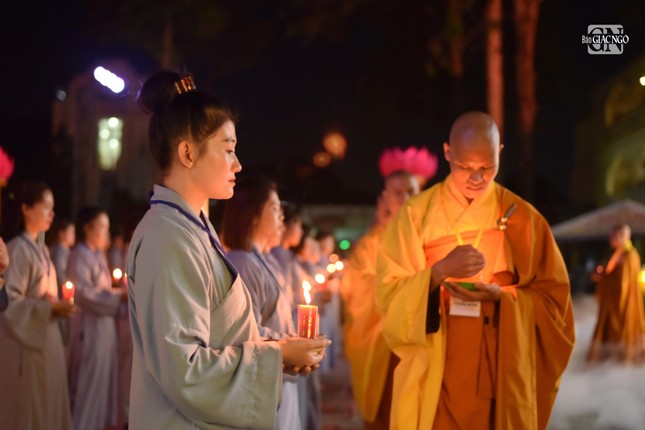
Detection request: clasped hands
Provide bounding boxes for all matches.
[431,245,501,302]
[48,294,77,318]
[278,336,331,376]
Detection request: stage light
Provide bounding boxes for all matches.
[93,66,125,94]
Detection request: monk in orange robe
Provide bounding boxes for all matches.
[587,223,645,364]
[341,170,419,429]
[376,111,575,430]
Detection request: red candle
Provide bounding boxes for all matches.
[298,280,319,339]
[297,304,319,339]
[62,281,75,305]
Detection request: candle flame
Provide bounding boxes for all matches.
[326,263,336,274]
[315,273,326,284]
[302,280,312,304]
[334,260,344,271]
[63,281,75,304]
[113,268,123,281]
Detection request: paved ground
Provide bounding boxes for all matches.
[549,295,645,430]
[318,295,645,430]
[320,355,365,430]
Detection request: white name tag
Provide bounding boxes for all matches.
[449,296,481,317]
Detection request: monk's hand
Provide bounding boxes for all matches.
[442,281,501,302]
[432,245,486,285]
[278,337,331,369]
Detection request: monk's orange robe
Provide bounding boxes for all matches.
[376,175,575,430]
[341,223,394,426]
[587,244,645,364]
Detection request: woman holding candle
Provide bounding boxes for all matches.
[48,218,76,348]
[0,181,73,429]
[221,175,302,429]
[67,206,127,430]
[291,224,325,430]
[125,70,329,430]
[48,218,75,291]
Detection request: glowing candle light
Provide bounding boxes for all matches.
[113,268,123,282]
[314,273,326,284]
[297,280,319,339]
[326,263,336,274]
[334,261,344,271]
[62,281,75,305]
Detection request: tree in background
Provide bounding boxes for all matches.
[513,0,541,200]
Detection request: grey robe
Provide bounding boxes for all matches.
[228,249,301,430]
[269,246,297,310]
[50,242,71,344]
[125,185,282,430]
[49,243,70,289]
[67,243,121,430]
[0,233,72,430]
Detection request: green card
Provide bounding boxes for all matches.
[455,281,478,291]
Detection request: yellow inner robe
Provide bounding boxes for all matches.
[341,223,393,424]
[376,175,575,430]
[587,245,645,364]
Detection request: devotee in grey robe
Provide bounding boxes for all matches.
[228,248,302,430]
[292,228,324,430]
[128,185,285,429]
[115,286,132,427]
[48,218,75,345]
[270,201,304,312]
[49,218,75,288]
[222,177,302,430]
[0,182,73,430]
[107,228,133,426]
[126,70,329,430]
[67,207,125,430]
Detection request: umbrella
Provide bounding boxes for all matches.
[551,199,645,241]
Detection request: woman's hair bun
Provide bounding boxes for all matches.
[138,70,183,115]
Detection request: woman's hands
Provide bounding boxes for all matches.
[278,337,331,375]
[50,297,76,318]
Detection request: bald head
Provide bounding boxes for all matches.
[443,111,503,201]
[449,111,501,150]
[610,223,631,249]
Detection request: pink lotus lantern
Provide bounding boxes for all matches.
[0,147,14,187]
[0,147,14,223]
[378,146,438,188]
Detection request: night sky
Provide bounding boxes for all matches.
[1,0,644,222]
